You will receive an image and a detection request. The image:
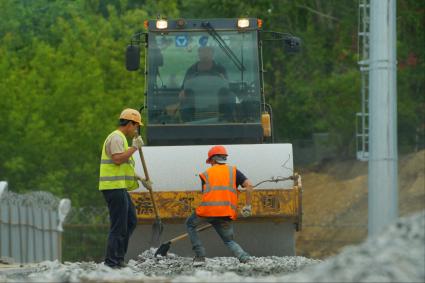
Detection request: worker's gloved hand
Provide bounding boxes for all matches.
[132,136,144,149]
[241,205,252,217]
[141,179,153,190]
[136,174,153,190]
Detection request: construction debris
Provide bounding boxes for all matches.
[0,252,319,282]
[278,210,425,283]
[135,248,319,277]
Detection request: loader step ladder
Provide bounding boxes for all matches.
[356,0,370,161]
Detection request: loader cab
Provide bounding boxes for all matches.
[127,19,274,145]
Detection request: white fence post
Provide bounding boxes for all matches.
[0,204,10,258]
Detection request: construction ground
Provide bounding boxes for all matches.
[1,150,424,282]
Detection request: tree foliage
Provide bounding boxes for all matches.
[0,0,423,206]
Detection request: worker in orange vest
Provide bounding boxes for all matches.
[185,145,254,266]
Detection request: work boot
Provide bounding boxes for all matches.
[193,256,206,267]
[118,261,128,268]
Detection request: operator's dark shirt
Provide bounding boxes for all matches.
[183,61,227,86]
[200,165,248,189]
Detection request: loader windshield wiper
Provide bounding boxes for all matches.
[201,22,245,72]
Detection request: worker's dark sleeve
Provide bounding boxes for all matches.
[200,176,205,190]
[236,169,247,188]
[182,63,197,88]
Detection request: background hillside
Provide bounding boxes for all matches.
[297,150,425,258]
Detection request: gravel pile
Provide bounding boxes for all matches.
[135,248,319,277]
[0,255,318,282]
[1,211,423,282]
[1,260,160,283]
[1,251,318,282]
[277,211,425,283]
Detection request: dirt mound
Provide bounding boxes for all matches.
[297,150,425,258]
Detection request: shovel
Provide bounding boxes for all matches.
[154,223,212,257]
[138,144,164,246]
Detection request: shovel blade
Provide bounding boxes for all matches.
[154,241,171,257]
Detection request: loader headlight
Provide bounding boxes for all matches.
[237,18,250,29]
[156,19,168,30]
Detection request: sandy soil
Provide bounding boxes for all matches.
[297,150,425,258]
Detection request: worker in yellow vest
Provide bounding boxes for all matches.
[99,108,149,269]
[185,145,254,266]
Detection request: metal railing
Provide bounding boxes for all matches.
[356,0,370,161]
[62,206,109,262]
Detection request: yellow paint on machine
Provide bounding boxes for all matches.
[130,184,302,231]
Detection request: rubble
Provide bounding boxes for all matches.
[134,248,319,277]
[277,210,425,282]
[1,251,318,282]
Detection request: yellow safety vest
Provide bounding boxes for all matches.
[98,130,138,191]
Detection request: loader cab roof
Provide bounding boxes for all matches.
[146,18,262,32]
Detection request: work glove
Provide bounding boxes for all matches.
[135,174,152,190]
[132,136,144,149]
[141,179,153,191]
[241,205,252,217]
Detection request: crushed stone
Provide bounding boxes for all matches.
[0,251,318,282]
[135,248,318,277]
[277,210,425,282]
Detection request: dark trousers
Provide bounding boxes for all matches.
[102,189,137,267]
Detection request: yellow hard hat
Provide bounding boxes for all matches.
[119,108,143,126]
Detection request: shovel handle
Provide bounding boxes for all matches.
[138,147,160,220]
[170,223,213,244]
[139,146,150,181]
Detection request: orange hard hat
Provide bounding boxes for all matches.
[206,145,228,164]
[119,108,143,126]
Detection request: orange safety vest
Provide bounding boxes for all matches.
[196,165,239,220]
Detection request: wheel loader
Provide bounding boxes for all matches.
[124,18,302,258]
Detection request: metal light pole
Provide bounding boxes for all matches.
[368,0,398,236]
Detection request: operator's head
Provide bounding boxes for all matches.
[118,108,143,137]
[206,145,228,164]
[198,46,214,63]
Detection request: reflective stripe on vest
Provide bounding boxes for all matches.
[100,159,131,164]
[203,169,237,194]
[98,130,138,191]
[196,165,238,220]
[198,201,238,211]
